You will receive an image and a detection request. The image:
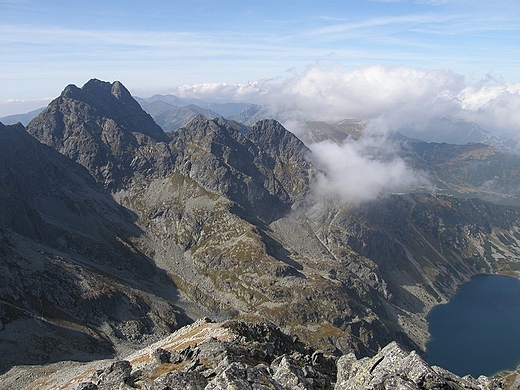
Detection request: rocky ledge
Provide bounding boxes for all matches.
[24,318,512,390]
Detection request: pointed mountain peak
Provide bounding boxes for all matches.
[79,79,136,107]
[26,79,172,188]
[175,115,231,144]
[186,115,247,139]
[110,80,132,100]
[82,78,112,93]
[80,79,132,102]
[247,119,308,157]
[249,119,296,140]
[60,83,85,100]
[52,79,168,143]
[58,79,123,104]
[188,113,212,125]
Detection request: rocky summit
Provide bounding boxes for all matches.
[2,79,520,388]
[9,318,509,389]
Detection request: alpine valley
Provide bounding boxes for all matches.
[2,79,520,389]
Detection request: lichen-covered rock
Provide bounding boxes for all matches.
[335,341,505,390]
[146,371,208,390]
[90,360,134,388]
[272,355,314,389]
[205,361,253,390]
[66,322,508,390]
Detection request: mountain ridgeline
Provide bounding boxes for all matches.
[2,79,520,387]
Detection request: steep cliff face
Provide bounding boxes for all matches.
[27,79,173,189]
[0,122,190,372]
[7,79,520,380]
[168,115,315,223]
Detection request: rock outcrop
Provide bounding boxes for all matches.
[22,319,506,389]
[27,79,173,188]
[336,341,504,389]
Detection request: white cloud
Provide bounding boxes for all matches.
[273,65,464,127]
[457,83,520,140]
[307,134,427,204]
[173,64,464,126]
[172,64,520,144]
[174,81,272,102]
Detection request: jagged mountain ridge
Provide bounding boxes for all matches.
[3,79,520,386]
[142,101,221,132]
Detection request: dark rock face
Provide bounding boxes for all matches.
[27,79,173,189]
[0,122,188,373]
[247,119,315,204]
[170,115,315,223]
[27,83,315,222]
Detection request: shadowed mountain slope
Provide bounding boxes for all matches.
[0,122,191,374]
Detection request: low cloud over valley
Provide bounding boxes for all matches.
[171,64,520,203]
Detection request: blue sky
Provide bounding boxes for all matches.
[1,0,519,119]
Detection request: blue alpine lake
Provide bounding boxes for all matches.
[425,274,520,377]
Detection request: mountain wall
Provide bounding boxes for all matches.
[0,121,191,372]
[2,79,520,385]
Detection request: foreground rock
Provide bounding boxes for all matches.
[336,342,505,390]
[22,319,507,390]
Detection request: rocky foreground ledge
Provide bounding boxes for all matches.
[18,318,512,390]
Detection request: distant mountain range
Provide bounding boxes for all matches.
[2,93,516,154]
[0,107,45,126]
[398,116,517,153]
[2,79,520,388]
[135,94,251,131]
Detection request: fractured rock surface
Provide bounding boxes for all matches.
[27,319,506,390]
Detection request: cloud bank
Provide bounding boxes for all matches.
[308,135,426,205]
[172,64,520,143]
